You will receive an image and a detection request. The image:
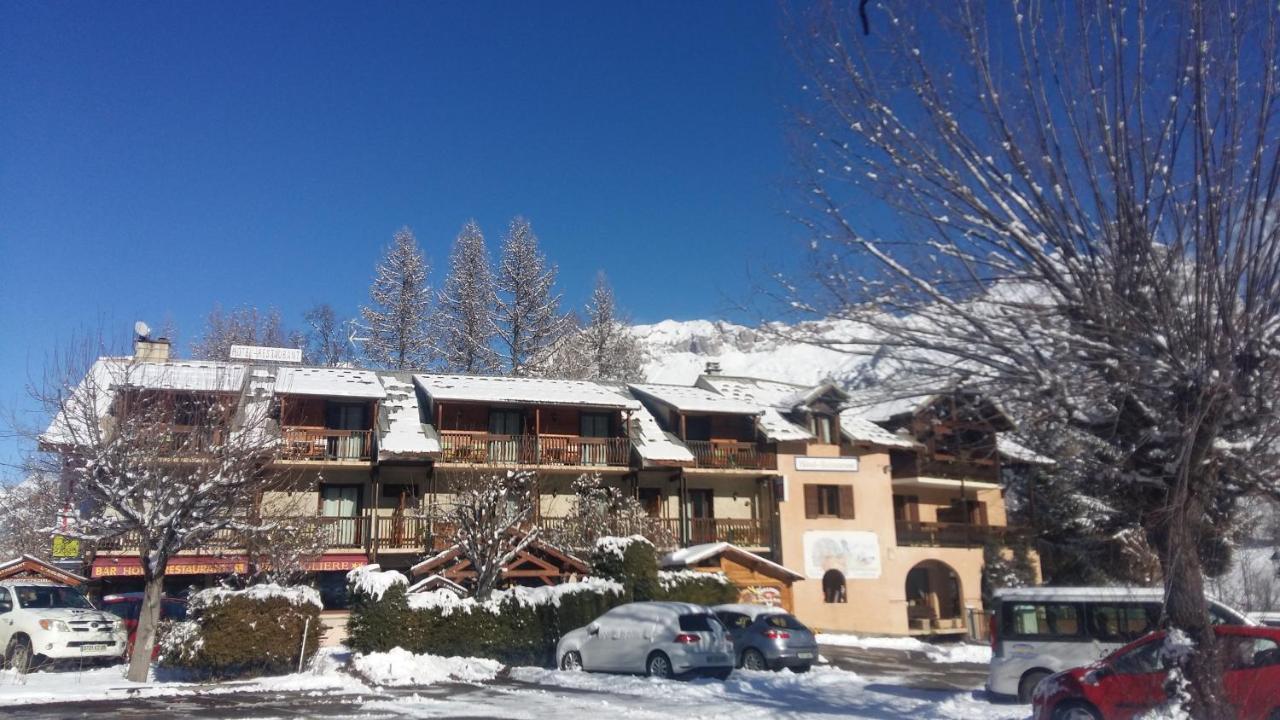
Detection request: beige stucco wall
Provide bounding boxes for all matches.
[776,442,991,636]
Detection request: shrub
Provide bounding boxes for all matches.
[591,535,659,601]
[159,584,322,679]
[653,569,739,605]
[345,565,411,654]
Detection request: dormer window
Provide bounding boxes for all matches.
[810,414,835,444]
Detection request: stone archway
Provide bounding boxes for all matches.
[904,560,965,634]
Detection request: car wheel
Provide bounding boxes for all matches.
[741,648,768,672]
[1052,701,1101,720]
[646,652,673,679]
[560,651,583,672]
[1018,669,1051,704]
[6,636,33,675]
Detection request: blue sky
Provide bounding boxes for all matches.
[0,2,805,472]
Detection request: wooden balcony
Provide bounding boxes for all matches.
[437,432,631,467]
[373,515,432,552]
[895,520,1017,548]
[279,428,373,462]
[685,440,775,470]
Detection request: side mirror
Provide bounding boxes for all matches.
[587,623,600,636]
[1084,665,1113,684]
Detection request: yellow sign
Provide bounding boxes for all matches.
[52,536,80,559]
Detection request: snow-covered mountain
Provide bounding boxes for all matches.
[633,319,875,387]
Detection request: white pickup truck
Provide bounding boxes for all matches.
[0,579,127,672]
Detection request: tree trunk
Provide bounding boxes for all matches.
[1157,493,1229,718]
[126,572,165,682]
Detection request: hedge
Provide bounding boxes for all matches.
[159,584,322,679]
[346,541,741,668]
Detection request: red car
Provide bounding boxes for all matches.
[99,593,188,660]
[1032,625,1280,720]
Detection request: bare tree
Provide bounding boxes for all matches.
[433,469,539,600]
[782,1,1280,713]
[238,518,330,587]
[542,474,673,551]
[30,333,285,681]
[191,305,291,360]
[0,470,65,560]
[302,303,354,367]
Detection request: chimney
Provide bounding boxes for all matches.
[704,361,721,376]
[134,331,171,363]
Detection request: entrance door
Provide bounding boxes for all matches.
[321,485,360,546]
[688,489,715,543]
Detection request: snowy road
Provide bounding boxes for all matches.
[3,666,1029,719]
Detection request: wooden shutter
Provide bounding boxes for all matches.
[908,495,920,522]
[803,485,819,519]
[837,485,855,519]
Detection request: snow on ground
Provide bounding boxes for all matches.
[0,647,366,707]
[508,665,1024,720]
[352,648,501,686]
[817,633,993,664]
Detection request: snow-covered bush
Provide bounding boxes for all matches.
[346,565,411,654]
[590,535,659,600]
[159,584,321,679]
[347,578,626,666]
[653,569,738,606]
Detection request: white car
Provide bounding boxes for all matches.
[556,602,735,679]
[0,580,127,672]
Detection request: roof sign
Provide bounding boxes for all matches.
[229,345,303,363]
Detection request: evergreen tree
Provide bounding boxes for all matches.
[494,217,567,376]
[361,227,433,370]
[436,221,499,374]
[550,273,644,381]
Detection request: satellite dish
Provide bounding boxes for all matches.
[134,320,152,340]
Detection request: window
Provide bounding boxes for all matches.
[1003,602,1083,639]
[716,612,752,631]
[763,614,806,630]
[1219,635,1280,670]
[811,414,834,444]
[0,589,11,614]
[679,614,723,632]
[580,413,610,438]
[823,569,847,603]
[1086,603,1159,643]
[804,484,854,519]
[326,402,369,430]
[381,483,416,500]
[13,585,94,610]
[1112,638,1166,675]
[104,601,140,621]
[488,410,522,436]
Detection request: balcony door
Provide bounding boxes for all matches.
[488,409,522,462]
[325,402,369,459]
[321,485,361,546]
[688,489,715,543]
[580,412,610,465]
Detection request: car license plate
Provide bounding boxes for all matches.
[80,643,112,652]
[707,653,729,663]
[797,652,814,660]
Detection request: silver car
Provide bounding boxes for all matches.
[713,603,817,672]
[557,602,735,680]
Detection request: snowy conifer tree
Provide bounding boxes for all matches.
[436,221,499,374]
[494,217,569,376]
[548,273,644,381]
[361,227,433,370]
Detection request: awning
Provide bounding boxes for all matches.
[90,556,249,578]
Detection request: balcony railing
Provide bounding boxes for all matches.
[313,515,369,548]
[373,515,431,551]
[686,517,770,547]
[895,520,1016,548]
[280,428,373,461]
[685,440,775,470]
[438,432,631,467]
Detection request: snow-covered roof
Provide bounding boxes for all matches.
[697,376,814,441]
[624,390,696,465]
[415,374,640,410]
[996,434,1056,466]
[840,414,920,449]
[275,367,385,399]
[378,374,440,459]
[113,360,248,393]
[628,383,762,415]
[843,394,930,424]
[659,542,804,581]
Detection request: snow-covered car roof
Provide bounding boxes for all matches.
[415,374,640,410]
[274,367,385,399]
[711,603,787,618]
[994,587,1168,602]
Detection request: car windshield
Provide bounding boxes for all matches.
[761,613,806,630]
[14,585,94,610]
[679,614,724,633]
